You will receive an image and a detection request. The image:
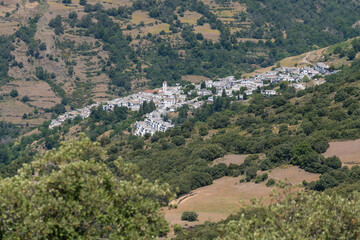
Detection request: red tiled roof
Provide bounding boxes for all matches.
[144,89,160,93]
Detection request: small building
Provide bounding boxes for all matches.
[261,90,277,96]
[314,62,330,73]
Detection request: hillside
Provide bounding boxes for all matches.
[0,58,360,238]
[1,0,360,238]
[0,0,360,126]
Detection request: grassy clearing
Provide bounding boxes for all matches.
[178,11,202,25]
[131,11,157,25]
[194,23,220,41]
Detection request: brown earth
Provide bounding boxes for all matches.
[212,154,266,166]
[181,75,211,83]
[163,166,320,228]
[323,140,360,167]
[212,154,248,166]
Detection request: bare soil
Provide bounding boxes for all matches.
[181,75,211,83]
[212,154,248,166]
[163,166,320,228]
[323,140,360,167]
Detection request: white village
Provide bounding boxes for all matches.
[49,62,335,136]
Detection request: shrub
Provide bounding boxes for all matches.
[266,178,276,187]
[255,173,269,183]
[181,211,198,222]
[172,136,186,146]
[21,95,30,102]
[10,89,18,98]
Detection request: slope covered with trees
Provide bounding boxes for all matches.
[1,59,360,197]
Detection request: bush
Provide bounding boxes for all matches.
[245,167,257,181]
[181,211,198,222]
[173,224,183,235]
[172,136,186,146]
[10,89,18,98]
[21,95,30,102]
[266,178,276,187]
[255,173,268,183]
[199,126,208,136]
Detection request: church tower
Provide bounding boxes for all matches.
[163,81,167,93]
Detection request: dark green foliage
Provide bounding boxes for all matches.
[9,89,18,98]
[39,42,47,51]
[21,96,30,102]
[172,136,186,146]
[48,15,64,35]
[255,173,268,183]
[54,104,66,115]
[181,211,198,222]
[0,36,13,84]
[266,178,276,187]
[324,156,342,170]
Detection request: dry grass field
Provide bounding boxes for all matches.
[212,154,266,166]
[194,23,220,41]
[163,166,320,228]
[179,11,203,25]
[181,75,211,83]
[323,140,360,167]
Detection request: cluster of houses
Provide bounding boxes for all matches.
[49,62,335,136]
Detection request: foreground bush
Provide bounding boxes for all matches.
[219,191,360,239]
[174,190,360,240]
[0,137,174,239]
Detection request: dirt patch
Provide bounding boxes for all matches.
[267,165,320,185]
[212,154,249,166]
[163,166,320,228]
[323,140,360,167]
[182,75,210,83]
[238,38,267,43]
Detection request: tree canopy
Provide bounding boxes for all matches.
[0,136,174,239]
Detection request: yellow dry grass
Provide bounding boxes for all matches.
[178,11,202,25]
[131,11,157,25]
[194,23,220,41]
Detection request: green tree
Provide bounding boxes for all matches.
[9,89,18,98]
[54,103,66,114]
[172,136,186,146]
[181,211,198,222]
[0,137,173,239]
